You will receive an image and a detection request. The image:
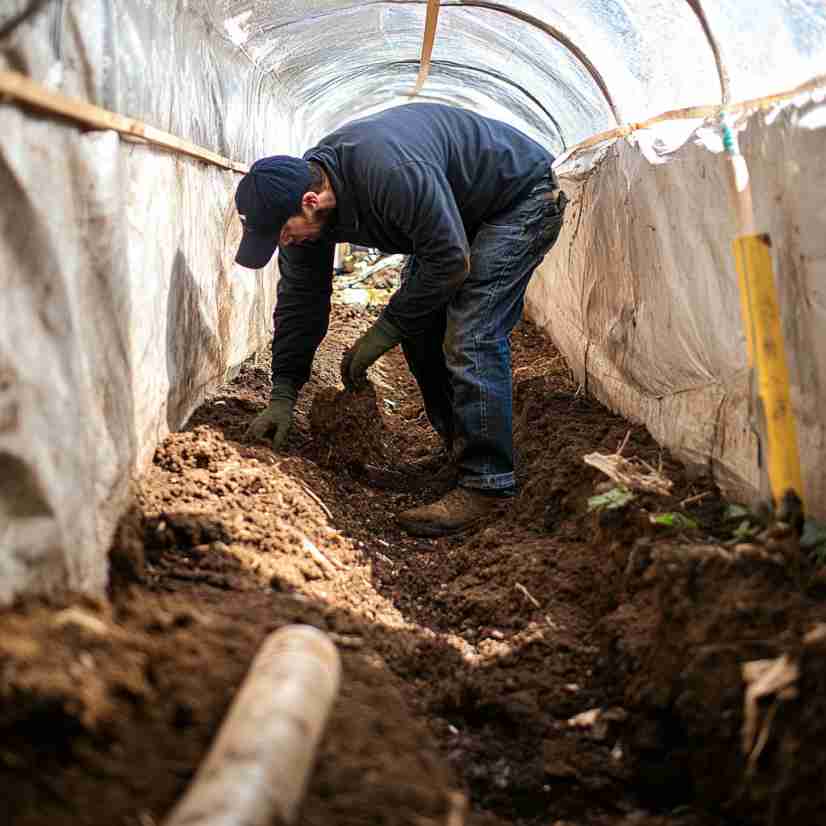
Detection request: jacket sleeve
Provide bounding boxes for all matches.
[371,162,470,336]
[271,240,335,391]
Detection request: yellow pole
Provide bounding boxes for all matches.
[723,120,804,514]
[732,234,804,509]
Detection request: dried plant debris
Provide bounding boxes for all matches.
[741,654,799,761]
[584,429,673,496]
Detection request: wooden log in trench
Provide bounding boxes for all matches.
[164,624,341,826]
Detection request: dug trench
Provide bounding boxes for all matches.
[2,300,826,826]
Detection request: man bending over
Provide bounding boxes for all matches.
[234,103,566,537]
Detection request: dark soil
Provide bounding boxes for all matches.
[2,290,825,826]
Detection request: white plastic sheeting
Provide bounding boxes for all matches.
[210,0,826,145]
[0,111,276,603]
[701,1,826,102]
[0,1,277,602]
[6,1,826,154]
[1,0,826,602]
[528,97,826,515]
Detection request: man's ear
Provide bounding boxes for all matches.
[301,191,320,212]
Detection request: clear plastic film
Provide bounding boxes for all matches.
[3,1,826,158]
[701,0,826,102]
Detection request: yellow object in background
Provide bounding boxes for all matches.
[732,233,804,511]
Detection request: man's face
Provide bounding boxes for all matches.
[279,209,330,246]
[279,190,334,247]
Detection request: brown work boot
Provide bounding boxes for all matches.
[396,487,503,537]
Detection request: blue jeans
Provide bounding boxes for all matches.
[401,174,566,492]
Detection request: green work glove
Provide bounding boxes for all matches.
[244,382,297,451]
[340,317,403,389]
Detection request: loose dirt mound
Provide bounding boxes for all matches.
[310,384,387,471]
[1,305,824,826]
[604,539,826,823]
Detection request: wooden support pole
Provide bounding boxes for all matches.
[2,66,823,180]
[410,0,441,97]
[0,70,248,173]
[164,625,341,826]
[557,73,826,163]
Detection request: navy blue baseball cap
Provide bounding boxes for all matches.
[234,156,313,268]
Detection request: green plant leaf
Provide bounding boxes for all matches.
[731,519,759,541]
[587,486,635,512]
[724,503,750,521]
[650,512,698,530]
[801,519,826,550]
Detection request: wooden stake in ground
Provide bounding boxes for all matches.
[163,625,341,826]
